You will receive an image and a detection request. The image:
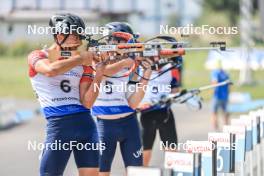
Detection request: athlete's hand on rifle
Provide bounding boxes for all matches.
[92,52,109,64]
[141,58,153,70]
[141,58,153,78]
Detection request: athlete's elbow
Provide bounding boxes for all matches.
[82,103,92,109]
[130,105,137,110]
[81,98,93,109]
[83,102,92,109]
[128,102,138,110]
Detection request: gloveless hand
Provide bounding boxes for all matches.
[141,58,153,78]
[141,58,153,70]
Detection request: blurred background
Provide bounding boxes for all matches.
[0,0,264,175]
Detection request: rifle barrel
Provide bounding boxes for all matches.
[182,47,222,51]
[198,80,232,91]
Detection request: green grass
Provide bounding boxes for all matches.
[0,56,34,99]
[0,53,264,100]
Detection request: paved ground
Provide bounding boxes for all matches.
[0,101,229,176]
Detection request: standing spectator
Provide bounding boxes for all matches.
[211,59,230,130]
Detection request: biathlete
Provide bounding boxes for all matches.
[28,13,106,176]
[137,36,182,166]
[91,22,153,176]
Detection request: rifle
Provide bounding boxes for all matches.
[138,80,232,112]
[86,33,227,79]
[88,41,226,57]
[86,32,226,61]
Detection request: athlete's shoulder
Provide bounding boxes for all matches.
[28,50,47,67]
[28,50,47,60]
[28,50,48,77]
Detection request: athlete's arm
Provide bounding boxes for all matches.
[102,58,135,77]
[80,64,105,109]
[31,50,93,77]
[34,56,83,77]
[127,59,153,109]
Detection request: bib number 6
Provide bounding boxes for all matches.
[60,80,71,93]
[105,81,113,94]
